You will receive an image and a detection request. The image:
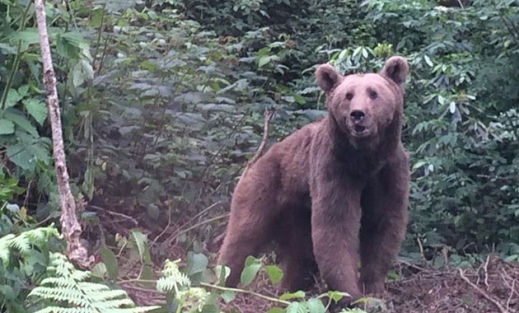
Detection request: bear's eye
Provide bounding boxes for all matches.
[345,92,354,100]
[368,89,378,100]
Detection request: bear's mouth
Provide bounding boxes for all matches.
[351,125,370,137]
[354,125,366,133]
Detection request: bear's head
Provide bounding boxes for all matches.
[315,56,409,149]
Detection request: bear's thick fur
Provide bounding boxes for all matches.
[218,56,411,306]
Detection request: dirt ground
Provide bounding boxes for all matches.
[213,255,519,313]
[121,252,519,313]
[92,203,519,313]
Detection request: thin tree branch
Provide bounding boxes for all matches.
[34,0,93,268]
[241,107,276,177]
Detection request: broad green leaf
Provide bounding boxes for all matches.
[412,160,427,171]
[140,60,157,72]
[140,264,155,288]
[265,265,283,285]
[17,85,29,98]
[0,43,17,55]
[449,101,456,113]
[91,262,108,279]
[72,59,94,87]
[307,298,326,313]
[61,32,89,49]
[258,55,271,68]
[361,47,368,58]
[186,252,209,276]
[437,95,445,105]
[100,246,119,280]
[3,110,39,137]
[6,144,36,170]
[130,229,152,265]
[8,29,40,46]
[240,260,261,286]
[23,98,48,125]
[220,290,236,304]
[244,255,261,267]
[328,291,349,303]
[279,290,305,301]
[266,308,284,313]
[285,302,306,313]
[424,55,433,67]
[215,265,231,286]
[0,119,15,135]
[0,285,16,300]
[5,88,23,108]
[6,139,50,171]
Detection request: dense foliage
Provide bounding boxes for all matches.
[1,0,519,311]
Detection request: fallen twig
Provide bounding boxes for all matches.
[88,205,139,226]
[458,268,508,313]
[506,279,515,311]
[483,254,490,288]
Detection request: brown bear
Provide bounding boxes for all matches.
[217,56,411,308]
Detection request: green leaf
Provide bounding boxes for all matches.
[449,101,456,114]
[266,308,284,313]
[3,109,39,137]
[285,302,306,313]
[215,265,231,286]
[424,55,433,67]
[100,246,119,280]
[361,47,368,58]
[265,265,284,285]
[0,119,15,135]
[140,264,155,288]
[8,29,40,46]
[437,95,445,105]
[130,229,152,264]
[186,252,209,276]
[244,255,261,267]
[328,291,350,303]
[258,55,271,68]
[72,59,94,87]
[279,290,305,301]
[23,98,48,125]
[6,138,51,171]
[220,290,236,304]
[5,88,23,108]
[240,257,262,286]
[307,298,326,313]
[0,43,18,55]
[0,285,16,300]
[412,160,427,171]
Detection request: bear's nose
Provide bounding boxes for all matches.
[350,110,365,123]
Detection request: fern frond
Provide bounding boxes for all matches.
[28,252,160,313]
[36,307,160,313]
[0,226,61,267]
[156,259,191,293]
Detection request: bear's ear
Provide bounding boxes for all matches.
[316,64,341,92]
[380,56,409,85]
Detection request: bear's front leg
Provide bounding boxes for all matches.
[310,176,363,307]
[359,153,410,296]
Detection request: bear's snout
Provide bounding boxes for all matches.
[350,110,366,124]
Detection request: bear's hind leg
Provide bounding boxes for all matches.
[278,208,318,292]
[217,185,281,288]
